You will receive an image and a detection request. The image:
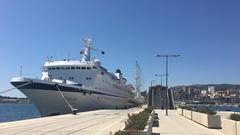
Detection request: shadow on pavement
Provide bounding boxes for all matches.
[152,120,159,127]
[153,112,159,127]
[151,133,160,135]
[154,113,159,120]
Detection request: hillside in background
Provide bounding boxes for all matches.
[173,84,240,91]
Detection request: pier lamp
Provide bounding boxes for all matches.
[155,54,180,116]
[155,74,167,86]
[150,80,155,107]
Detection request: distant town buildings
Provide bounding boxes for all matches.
[173,85,240,104]
[208,86,215,95]
[201,90,207,96]
[0,96,30,104]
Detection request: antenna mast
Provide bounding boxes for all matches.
[20,65,22,76]
[81,37,92,62]
[135,61,142,98]
[80,37,105,62]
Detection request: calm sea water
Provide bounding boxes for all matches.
[190,104,240,112]
[1,103,240,123]
[207,105,240,112]
[0,103,40,122]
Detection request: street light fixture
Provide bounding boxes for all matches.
[155,74,167,86]
[155,54,180,116]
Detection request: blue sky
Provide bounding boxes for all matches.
[0,0,240,97]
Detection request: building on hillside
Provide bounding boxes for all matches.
[208,86,215,95]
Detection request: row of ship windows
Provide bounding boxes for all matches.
[48,66,97,70]
[101,79,125,92]
[59,77,92,80]
[96,81,124,96]
[97,96,114,101]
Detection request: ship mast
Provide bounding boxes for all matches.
[80,37,105,62]
[81,37,92,62]
[135,61,142,98]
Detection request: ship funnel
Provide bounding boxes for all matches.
[115,69,122,80]
[116,69,122,75]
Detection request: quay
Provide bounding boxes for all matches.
[153,109,224,135]
[0,107,142,135]
[0,107,233,135]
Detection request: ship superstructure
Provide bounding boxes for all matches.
[11,38,135,116]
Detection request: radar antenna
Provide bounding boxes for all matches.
[80,37,105,62]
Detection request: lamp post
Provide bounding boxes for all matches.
[155,54,180,116]
[155,74,167,86]
[150,80,155,107]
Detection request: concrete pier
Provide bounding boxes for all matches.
[153,109,224,135]
[0,107,142,135]
[0,107,234,135]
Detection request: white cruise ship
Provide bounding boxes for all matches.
[11,38,135,117]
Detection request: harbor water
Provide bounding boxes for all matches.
[1,103,240,123]
[0,103,40,122]
[190,104,240,112]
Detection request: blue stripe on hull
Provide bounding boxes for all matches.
[11,82,127,99]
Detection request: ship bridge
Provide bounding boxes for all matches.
[44,61,98,70]
[42,60,99,85]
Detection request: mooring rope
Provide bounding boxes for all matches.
[0,81,32,95]
[55,84,77,114]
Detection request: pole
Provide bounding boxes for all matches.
[151,80,154,107]
[20,65,22,76]
[155,54,180,116]
[155,74,165,86]
[166,56,169,116]
[161,75,163,86]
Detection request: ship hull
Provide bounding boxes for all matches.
[11,77,131,117]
